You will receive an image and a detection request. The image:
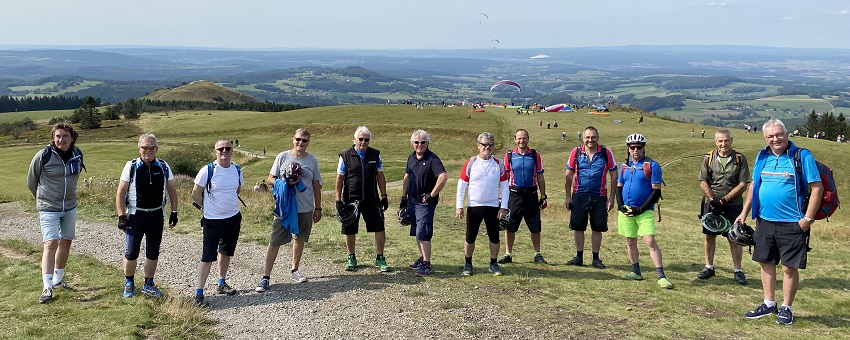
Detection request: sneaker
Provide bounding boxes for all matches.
[696,267,716,280]
[489,263,503,276]
[566,256,584,266]
[777,306,794,325]
[39,288,53,304]
[734,271,748,285]
[122,281,135,298]
[657,277,673,289]
[291,270,308,283]
[53,281,73,291]
[345,255,358,271]
[622,272,644,280]
[408,257,424,270]
[591,258,607,269]
[217,282,237,295]
[141,284,164,298]
[415,262,432,276]
[255,278,270,293]
[193,294,207,307]
[375,256,390,272]
[497,254,513,264]
[744,303,778,319]
[533,253,548,264]
[461,263,473,276]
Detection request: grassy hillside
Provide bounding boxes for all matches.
[2,105,849,338]
[143,80,261,104]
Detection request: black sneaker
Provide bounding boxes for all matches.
[217,282,237,295]
[497,254,512,264]
[744,303,778,319]
[461,263,473,276]
[591,258,607,269]
[696,267,716,280]
[734,271,748,285]
[53,281,74,291]
[566,256,583,266]
[39,288,53,304]
[777,306,794,325]
[194,294,207,307]
[533,253,548,264]
[489,263,503,276]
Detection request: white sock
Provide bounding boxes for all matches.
[53,268,65,285]
[706,265,714,269]
[734,268,742,273]
[43,274,53,290]
[781,304,792,311]
[764,300,776,308]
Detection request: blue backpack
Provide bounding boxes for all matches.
[40,145,86,174]
[205,162,242,193]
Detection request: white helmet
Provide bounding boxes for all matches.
[625,133,647,145]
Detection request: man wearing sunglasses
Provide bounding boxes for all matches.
[401,129,448,276]
[256,129,323,292]
[115,134,179,299]
[191,138,244,306]
[616,133,672,289]
[335,126,390,272]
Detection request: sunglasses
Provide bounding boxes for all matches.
[479,142,494,147]
[294,137,309,143]
[628,145,644,150]
[216,147,233,152]
[139,146,157,150]
[358,137,370,142]
[413,140,428,145]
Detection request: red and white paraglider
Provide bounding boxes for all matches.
[490,80,521,92]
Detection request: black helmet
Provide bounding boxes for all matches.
[499,209,512,231]
[397,206,411,226]
[727,222,755,246]
[337,200,359,226]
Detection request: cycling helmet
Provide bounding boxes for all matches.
[284,162,303,182]
[499,209,512,231]
[625,133,647,145]
[397,206,411,226]
[701,212,731,233]
[337,200,360,226]
[727,222,755,247]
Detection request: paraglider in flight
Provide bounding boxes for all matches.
[479,12,488,24]
[491,39,500,44]
[490,80,521,92]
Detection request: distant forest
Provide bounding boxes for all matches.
[0,95,93,113]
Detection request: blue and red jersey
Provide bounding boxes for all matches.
[503,148,544,189]
[566,145,616,196]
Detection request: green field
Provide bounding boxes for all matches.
[2,105,849,338]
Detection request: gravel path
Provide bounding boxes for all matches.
[0,203,561,339]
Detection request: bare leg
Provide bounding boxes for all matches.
[531,232,542,253]
[464,242,475,258]
[574,230,585,252]
[143,259,158,279]
[644,235,664,268]
[504,231,516,253]
[292,239,304,270]
[263,245,281,276]
[419,241,432,262]
[728,240,743,270]
[375,231,385,254]
[42,240,58,277]
[197,262,213,290]
[782,266,799,306]
[590,231,602,253]
[489,242,499,259]
[55,239,72,269]
[704,234,717,267]
[626,238,639,264]
[345,235,356,254]
[760,262,777,302]
[123,259,137,277]
[218,253,231,279]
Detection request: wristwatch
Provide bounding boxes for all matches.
[803,216,815,224]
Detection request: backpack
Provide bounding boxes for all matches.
[464,156,505,179]
[505,149,537,172]
[40,145,86,173]
[619,156,665,187]
[704,149,743,179]
[206,162,243,194]
[794,148,839,221]
[568,145,609,171]
[125,158,171,209]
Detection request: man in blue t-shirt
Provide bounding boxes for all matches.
[565,126,617,268]
[736,119,823,325]
[616,133,672,289]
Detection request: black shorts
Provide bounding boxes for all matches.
[200,212,242,262]
[465,206,501,245]
[341,201,385,235]
[702,203,743,236]
[752,218,808,269]
[506,190,541,234]
[569,193,609,232]
[124,210,164,261]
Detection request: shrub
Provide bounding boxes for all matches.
[159,145,213,176]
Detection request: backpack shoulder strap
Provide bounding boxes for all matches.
[234,163,242,185]
[600,145,609,169]
[206,162,215,193]
[794,148,808,197]
[129,158,139,185]
[465,156,477,179]
[40,145,52,170]
[73,147,86,172]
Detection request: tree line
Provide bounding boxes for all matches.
[0,95,92,113]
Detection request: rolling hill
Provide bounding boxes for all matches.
[143,80,261,104]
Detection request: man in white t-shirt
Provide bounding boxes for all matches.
[190,138,244,306]
[455,132,510,276]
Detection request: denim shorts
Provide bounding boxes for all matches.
[39,208,77,242]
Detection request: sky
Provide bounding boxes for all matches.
[2,0,849,50]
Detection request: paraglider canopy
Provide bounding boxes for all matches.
[490,80,521,92]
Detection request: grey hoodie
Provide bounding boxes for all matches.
[27,146,82,212]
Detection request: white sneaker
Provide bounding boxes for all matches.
[290,270,307,283]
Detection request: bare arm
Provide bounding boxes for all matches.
[699,180,714,199]
[428,172,449,201]
[166,180,178,212]
[377,171,387,198]
[312,179,323,222]
[191,184,205,209]
[537,173,546,198]
[607,169,618,212]
[564,169,574,208]
[735,182,755,224]
[724,181,748,202]
[800,181,824,231]
[116,180,130,216]
[401,173,410,199]
[335,174,344,202]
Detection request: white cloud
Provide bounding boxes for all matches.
[830,9,849,15]
[705,2,727,8]
[781,16,795,21]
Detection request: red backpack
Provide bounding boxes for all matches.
[794,148,839,221]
